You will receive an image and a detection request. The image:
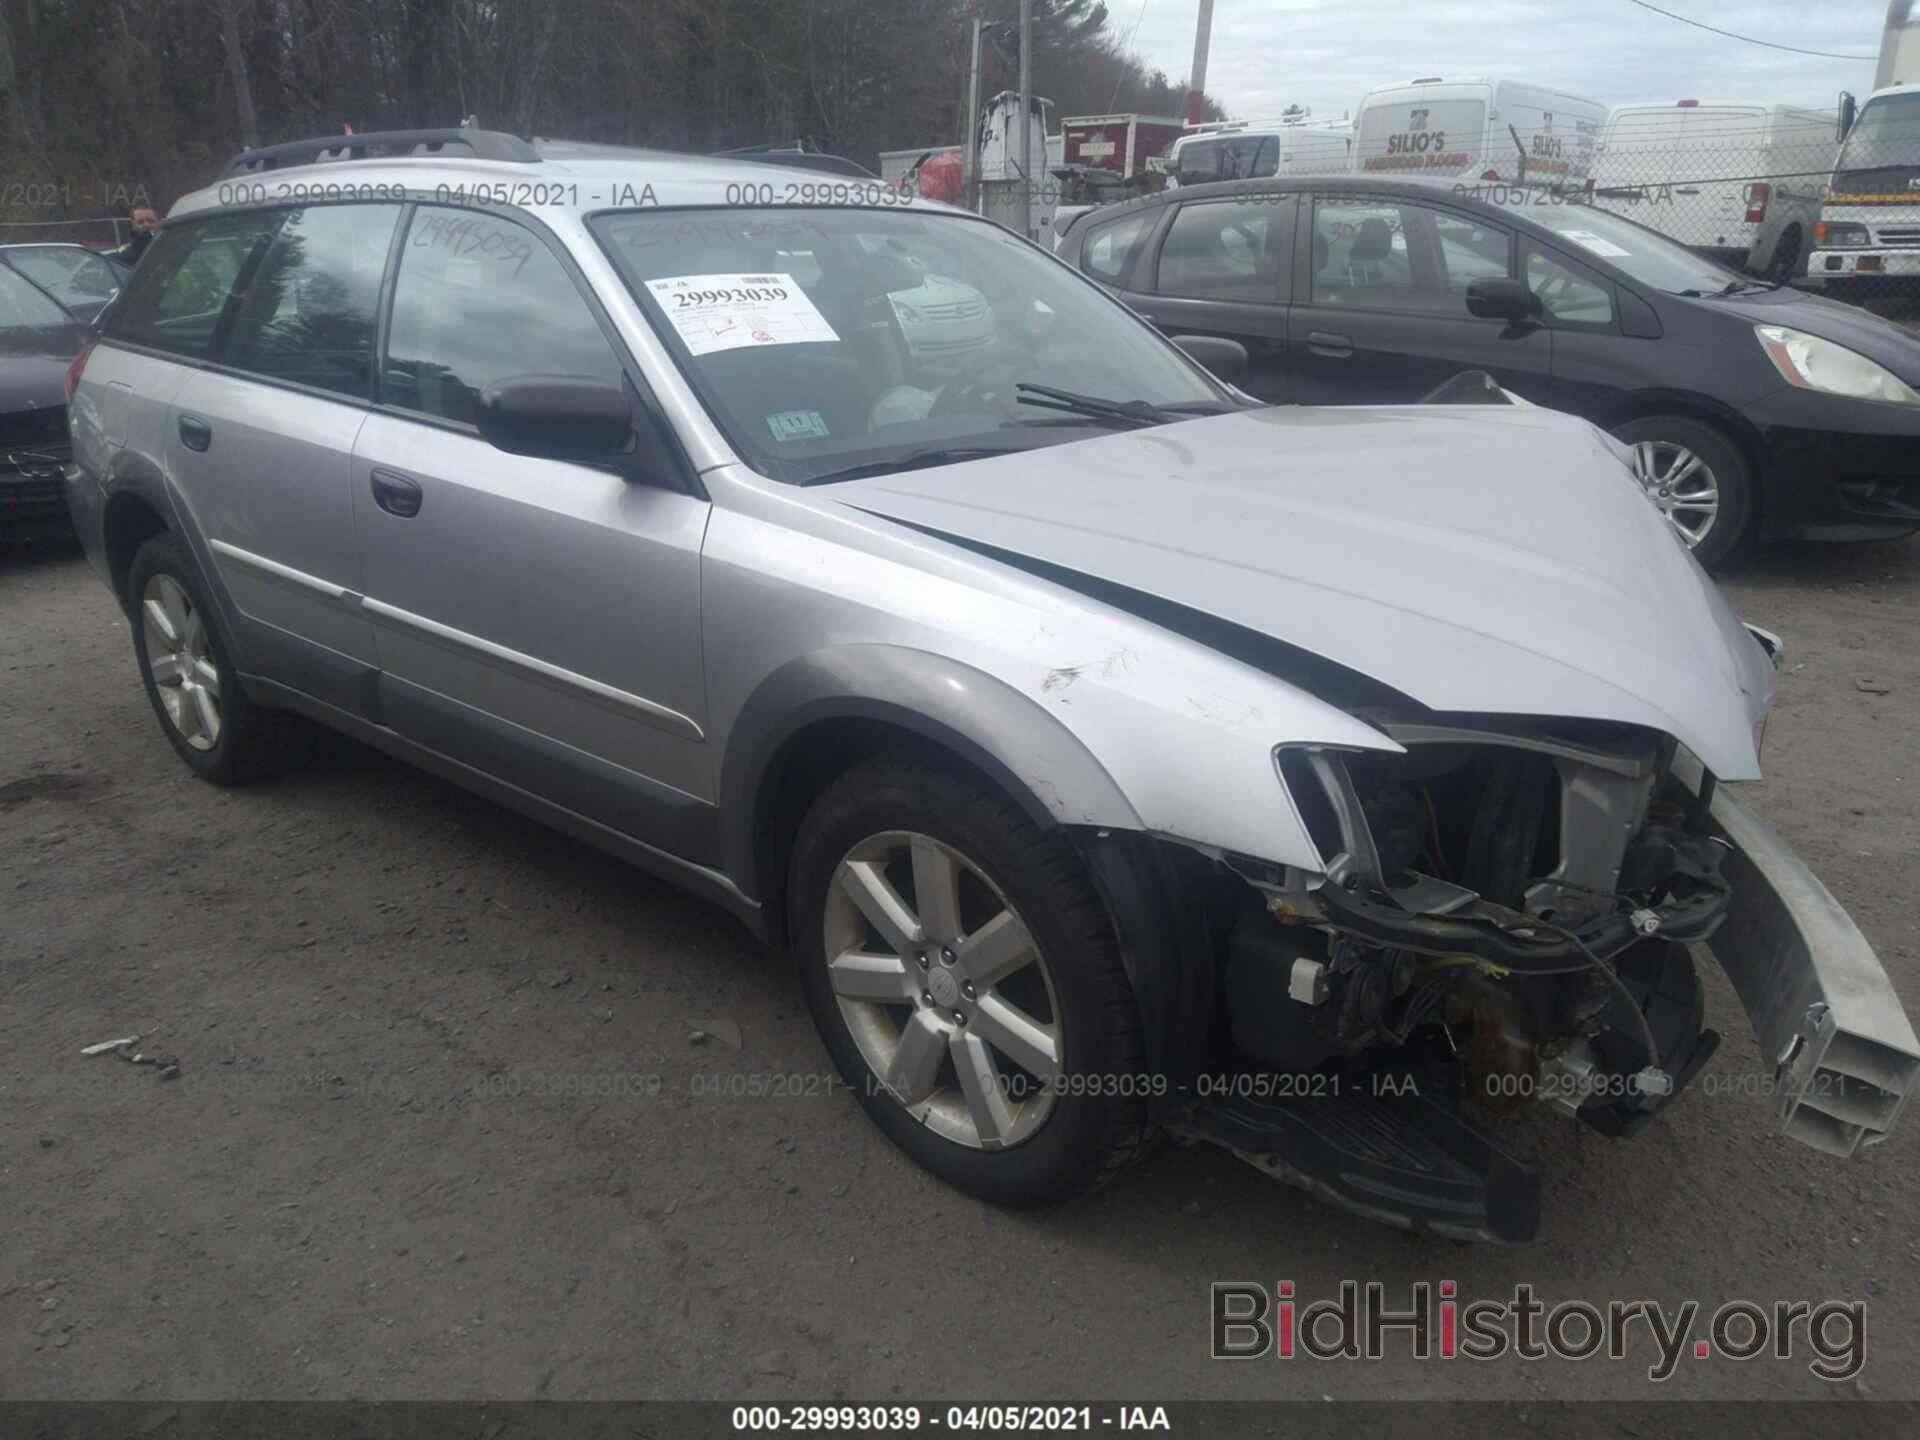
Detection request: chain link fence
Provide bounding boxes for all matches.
[1578,104,1918,326]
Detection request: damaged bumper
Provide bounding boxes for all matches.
[1674,754,1920,1155]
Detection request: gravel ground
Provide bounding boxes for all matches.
[2,535,1916,1405]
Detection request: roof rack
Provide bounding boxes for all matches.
[224,128,540,176]
[714,148,877,179]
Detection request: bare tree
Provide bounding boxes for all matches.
[218,0,261,150]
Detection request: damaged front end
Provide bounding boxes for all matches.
[1161,719,1920,1244]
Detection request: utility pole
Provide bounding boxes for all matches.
[962,18,983,212]
[1018,0,1034,237]
[1186,0,1215,127]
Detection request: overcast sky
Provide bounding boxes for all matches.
[1118,0,1893,120]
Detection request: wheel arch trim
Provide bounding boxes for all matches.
[720,644,1144,911]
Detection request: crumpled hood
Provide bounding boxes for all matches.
[833,404,1775,779]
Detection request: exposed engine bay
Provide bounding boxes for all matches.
[1162,717,1914,1244]
[1253,723,1726,1122]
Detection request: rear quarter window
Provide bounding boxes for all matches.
[105,211,283,360]
[1081,209,1155,284]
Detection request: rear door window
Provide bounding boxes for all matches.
[106,212,283,359]
[225,204,401,400]
[1309,199,1424,308]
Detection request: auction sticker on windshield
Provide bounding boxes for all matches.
[1555,230,1633,259]
[644,272,840,355]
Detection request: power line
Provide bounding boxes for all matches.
[1617,1,1876,61]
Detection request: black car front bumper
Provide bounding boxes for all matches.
[1753,386,1920,541]
[1,441,75,540]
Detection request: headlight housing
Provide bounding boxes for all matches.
[1755,325,1920,406]
[1813,220,1870,248]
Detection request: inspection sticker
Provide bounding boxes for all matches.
[644,272,839,356]
[766,409,830,442]
[1555,230,1633,259]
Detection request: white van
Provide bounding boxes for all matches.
[1165,116,1352,188]
[1353,77,1604,185]
[1590,100,1838,278]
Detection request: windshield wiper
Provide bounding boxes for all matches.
[799,444,1026,487]
[1680,278,1777,298]
[1013,381,1189,428]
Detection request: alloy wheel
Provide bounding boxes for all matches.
[141,573,222,751]
[1627,440,1719,548]
[823,830,1064,1150]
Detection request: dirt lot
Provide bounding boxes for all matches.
[3,535,1917,1405]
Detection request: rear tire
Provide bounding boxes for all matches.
[790,755,1150,1206]
[1766,225,1803,282]
[128,532,306,785]
[1609,414,1754,571]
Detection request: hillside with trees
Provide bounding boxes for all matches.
[0,0,1223,219]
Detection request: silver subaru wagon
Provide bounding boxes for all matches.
[64,129,1917,1242]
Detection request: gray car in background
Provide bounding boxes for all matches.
[63,130,1918,1242]
[0,243,131,324]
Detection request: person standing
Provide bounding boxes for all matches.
[114,206,162,266]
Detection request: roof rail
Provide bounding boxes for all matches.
[716,149,877,179]
[224,128,540,176]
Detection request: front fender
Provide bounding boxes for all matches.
[703,473,1403,891]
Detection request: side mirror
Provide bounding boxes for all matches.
[476,375,633,464]
[1838,91,1857,142]
[1465,276,1542,323]
[1170,333,1249,383]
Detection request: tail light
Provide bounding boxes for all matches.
[1480,168,1500,181]
[1744,182,1771,224]
[65,339,96,409]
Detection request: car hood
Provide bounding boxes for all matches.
[832,405,1774,778]
[1705,286,1920,385]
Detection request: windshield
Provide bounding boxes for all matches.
[1524,204,1747,294]
[0,261,73,328]
[1836,92,1920,175]
[1178,135,1276,184]
[592,208,1222,484]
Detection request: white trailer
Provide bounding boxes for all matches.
[1590,100,1838,278]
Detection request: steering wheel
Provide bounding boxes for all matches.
[1529,267,1577,317]
[927,343,1013,420]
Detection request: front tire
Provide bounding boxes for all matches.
[791,755,1150,1205]
[1609,414,1754,570]
[128,532,305,784]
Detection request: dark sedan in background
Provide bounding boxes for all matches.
[1,261,91,541]
[1060,175,1920,568]
[0,243,130,324]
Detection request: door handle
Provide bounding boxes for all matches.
[177,414,212,452]
[1307,330,1354,358]
[369,467,423,519]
